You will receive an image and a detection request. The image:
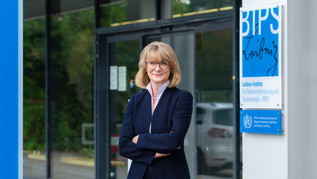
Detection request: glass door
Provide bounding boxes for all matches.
[106,38,141,179]
[100,27,235,179]
[104,32,197,179]
[195,29,234,178]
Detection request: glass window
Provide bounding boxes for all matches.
[23,17,46,179]
[195,29,233,178]
[24,0,45,19]
[50,9,95,179]
[172,0,233,18]
[214,109,233,126]
[196,107,206,125]
[60,0,94,13]
[99,0,155,27]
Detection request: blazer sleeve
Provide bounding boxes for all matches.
[119,95,155,165]
[136,91,193,154]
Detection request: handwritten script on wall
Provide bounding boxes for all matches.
[241,7,281,77]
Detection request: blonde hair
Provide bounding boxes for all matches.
[135,41,181,88]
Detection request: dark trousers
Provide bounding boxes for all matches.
[143,167,152,179]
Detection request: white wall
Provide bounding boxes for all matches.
[242,132,288,179]
[241,0,288,178]
[288,0,317,178]
[242,0,317,178]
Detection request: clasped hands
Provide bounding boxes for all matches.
[132,133,180,158]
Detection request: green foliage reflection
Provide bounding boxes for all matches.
[49,9,94,152]
[23,18,46,151]
[23,9,95,154]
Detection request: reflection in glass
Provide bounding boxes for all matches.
[99,0,155,27]
[215,109,233,126]
[50,9,95,179]
[109,40,140,179]
[195,30,233,178]
[172,0,233,18]
[23,18,46,179]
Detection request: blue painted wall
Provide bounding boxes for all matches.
[0,0,23,178]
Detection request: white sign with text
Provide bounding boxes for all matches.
[240,5,282,109]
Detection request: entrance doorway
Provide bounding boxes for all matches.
[95,20,235,179]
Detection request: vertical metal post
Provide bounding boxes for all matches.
[155,0,161,21]
[94,35,108,179]
[233,0,242,179]
[94,1,99,178]
[95,0,100,28]
[94,0,108,178]
[45,0,51,178]
[45,0,61,178]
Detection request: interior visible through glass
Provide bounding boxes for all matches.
[108,40,140,179]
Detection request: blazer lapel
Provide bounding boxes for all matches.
[152,88,170,117]
[144,92,153,133]
[151,88,173,133]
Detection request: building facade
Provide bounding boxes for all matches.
[21,1,241,178]
[6,0,317,179]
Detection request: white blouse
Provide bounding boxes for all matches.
[146,80,170,133]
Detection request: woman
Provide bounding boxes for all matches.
[119,41,193,179]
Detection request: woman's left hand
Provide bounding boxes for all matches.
[132,135,139,144]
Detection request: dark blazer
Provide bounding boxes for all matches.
[119,87,193,179]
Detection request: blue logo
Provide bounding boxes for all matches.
[243,114,252,129]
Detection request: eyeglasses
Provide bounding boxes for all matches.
[146,61,169,70]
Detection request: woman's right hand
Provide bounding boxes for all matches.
[154,146,181,158]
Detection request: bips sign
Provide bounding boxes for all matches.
[240,5,282,109]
